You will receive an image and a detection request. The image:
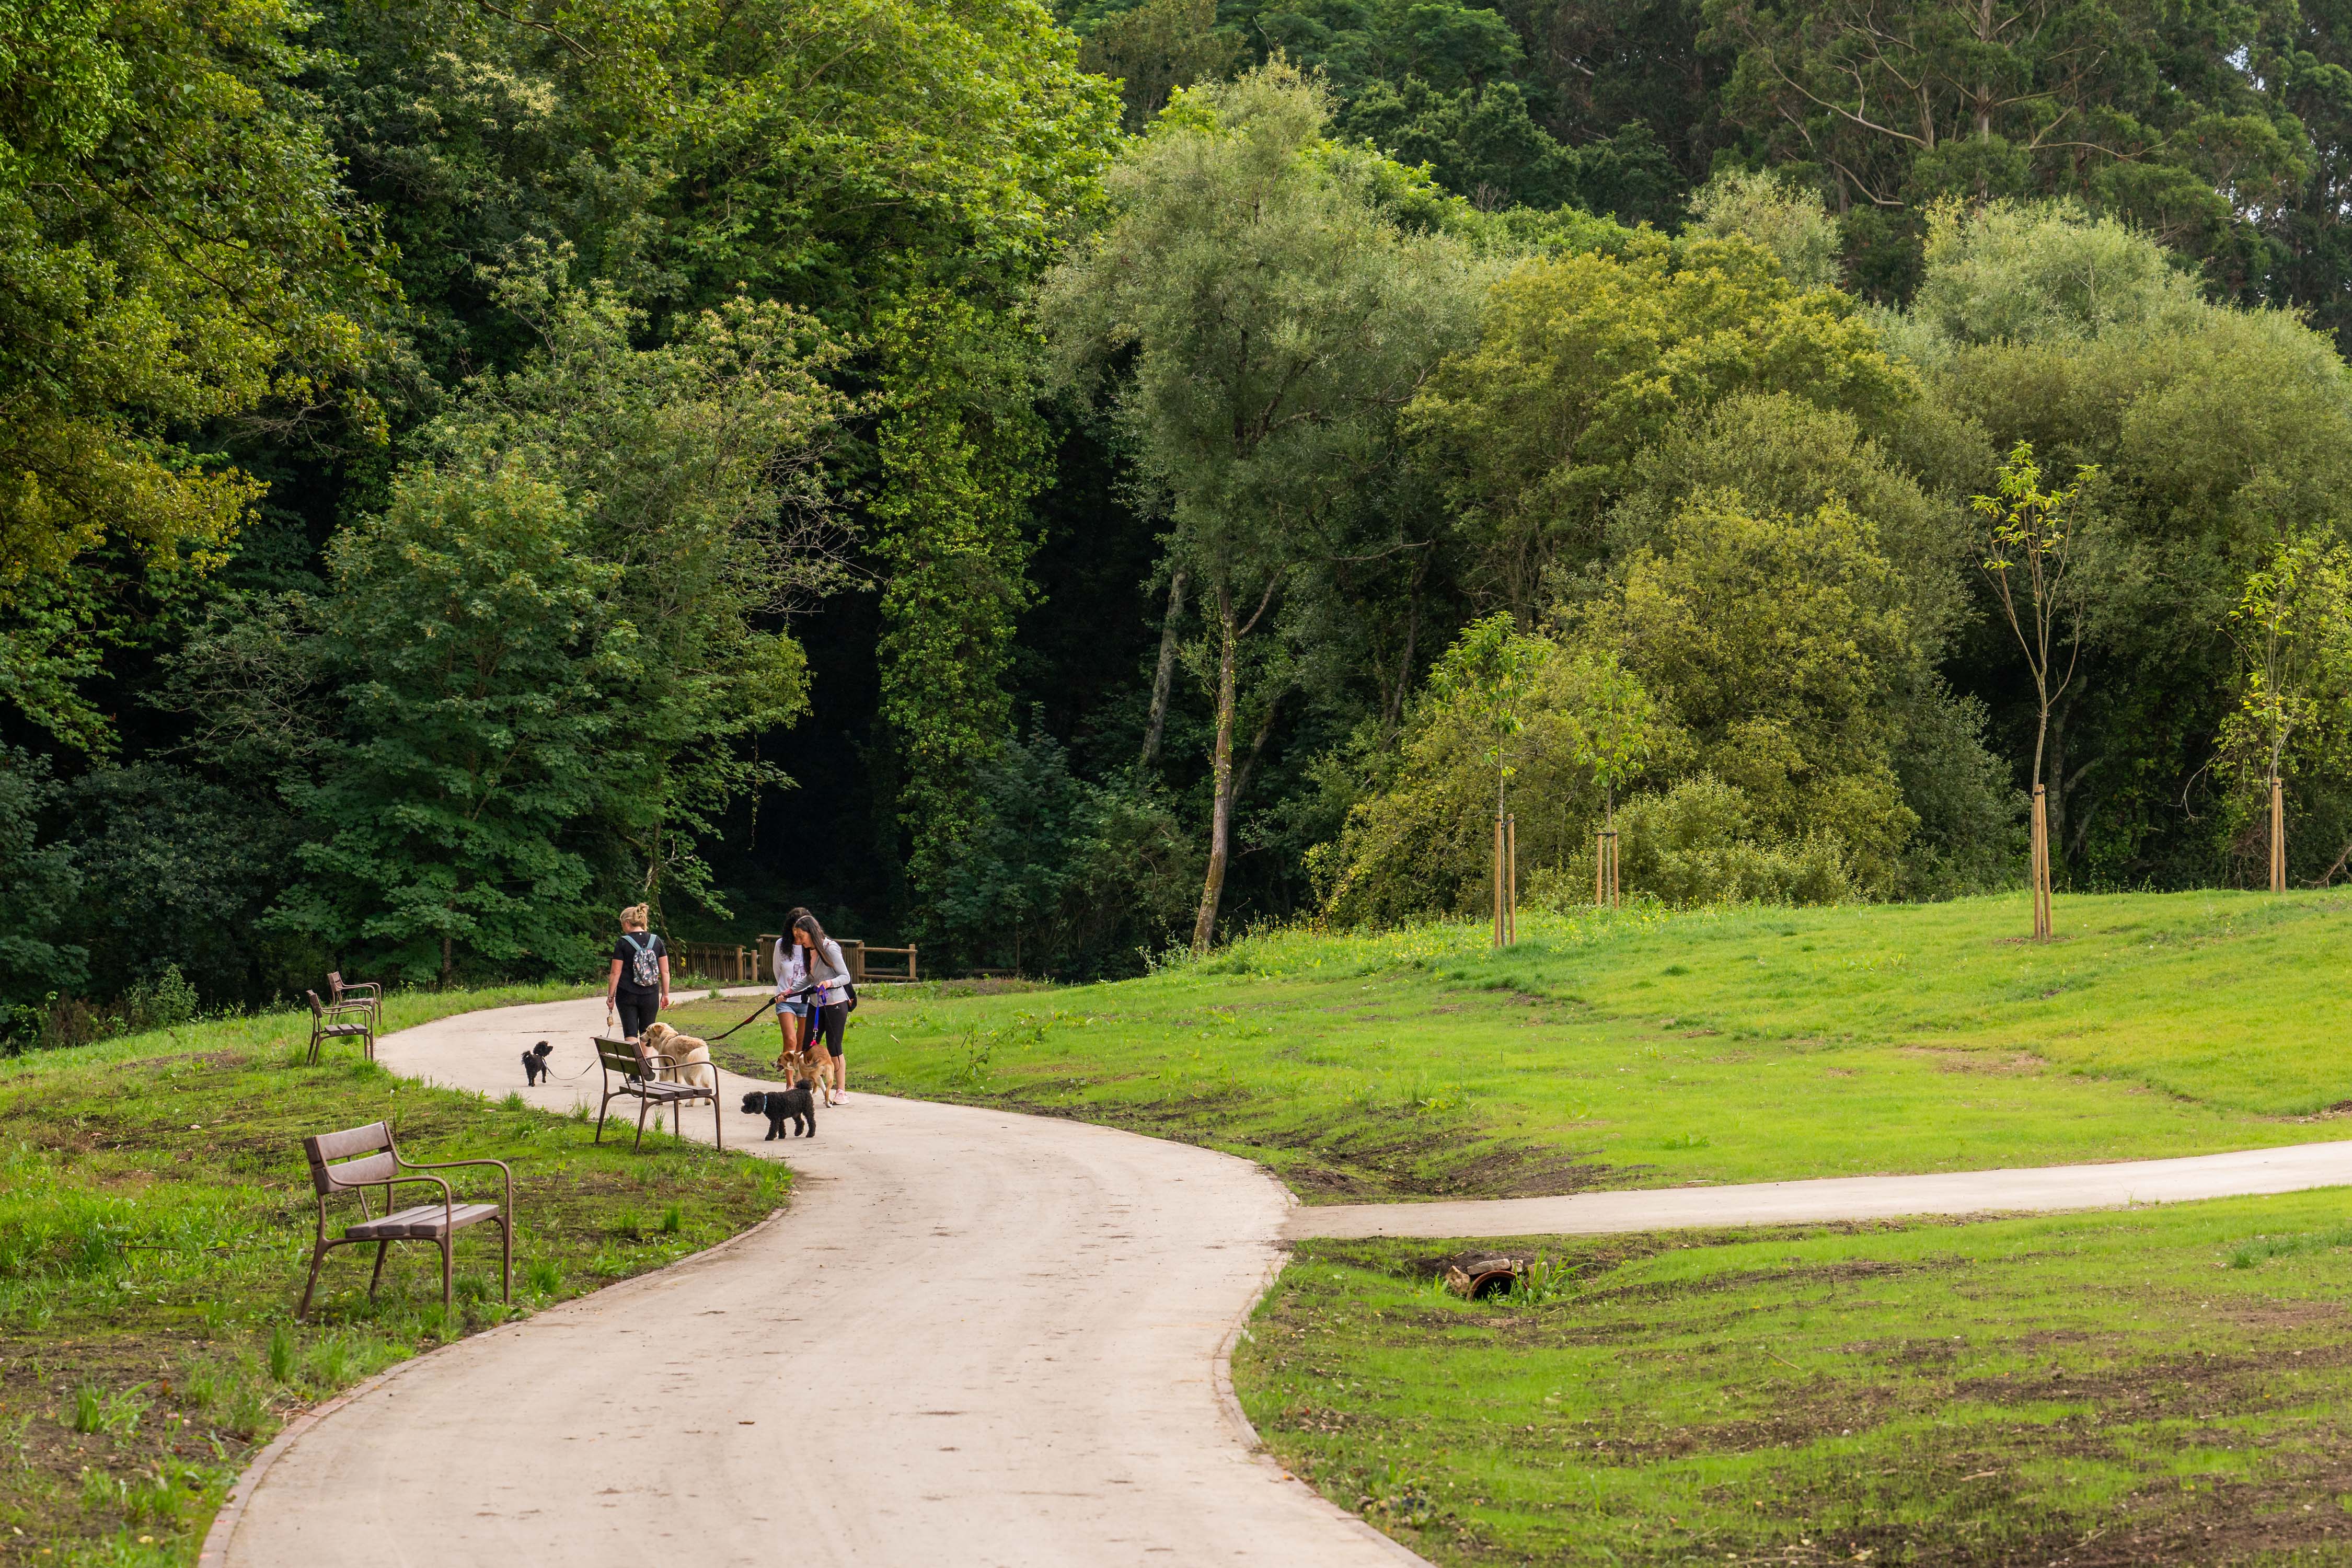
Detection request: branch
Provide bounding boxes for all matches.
[475,0,592,56]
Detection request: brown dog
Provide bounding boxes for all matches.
[639,1021,716,1091]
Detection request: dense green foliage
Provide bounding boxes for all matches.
[16,0,2352,1022]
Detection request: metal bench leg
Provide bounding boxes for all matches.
[633,1095,649,1152]
[441,1234,453,1314]
[594,1089,610,1144]
[367,1239,390,1299]
[712,1092,723,1151]
[498,1215,511,1304]
[297,1241,329,1321]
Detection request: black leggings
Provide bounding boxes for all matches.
[813,1001,847,1057]
[616,991,659,1039]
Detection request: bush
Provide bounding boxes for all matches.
[1527,776,1854,909]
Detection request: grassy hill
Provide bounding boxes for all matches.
[0,985,785,1562]
[679,889,2352,1200]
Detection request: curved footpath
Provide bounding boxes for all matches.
[214,993,2352,1567]
[212,994,1425,1568]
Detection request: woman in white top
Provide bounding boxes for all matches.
[771,928,811,1071]
[791,910,853,1106]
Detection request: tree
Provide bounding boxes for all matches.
[1904,201,2352,887]
[1581,490,1924,893]
[1042,64,1482,951]
[0,0,393,749]
[871,296,1051,928]
[273,467,621,982]
[258,267,849,979]
[1973,441,2093,935]
[0,751,86,1042]
[2218,533,2352,890]
[1687,168,1843,288]
[1079,0,1242,132]
[1406,232,1912,618]
[1703,0,2305,287]
[1424,613,1547,933]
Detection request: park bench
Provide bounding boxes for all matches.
[592,1034,724,1151]
[304,989,375,1065]
[296,1121,512,1319]
[327,969,382,1032]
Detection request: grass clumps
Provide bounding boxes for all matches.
[0,987,788,1561]
[1236,1190,2352,1564]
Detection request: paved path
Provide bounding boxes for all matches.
[215,995,1424,1568]
[1289,1138,2352,1240]
[215,994,2352,1567]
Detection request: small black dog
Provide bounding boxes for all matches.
[742,1087,816,1139]
[522,1040,554,1085]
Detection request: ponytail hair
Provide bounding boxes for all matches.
[620,904,651,932]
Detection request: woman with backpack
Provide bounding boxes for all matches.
[789,910,854,1106]
[606,904,670,1041]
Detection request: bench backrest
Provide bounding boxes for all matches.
[303,1121,397,1196]
[305,989,327,1019]
[594,1035,651,1081]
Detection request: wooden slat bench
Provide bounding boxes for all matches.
[305,989,375,1065]
[297,1121,512,1319]
[327,970,382,1032]
[592,1035,723,1151]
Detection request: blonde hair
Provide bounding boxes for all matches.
[620,903,651,931]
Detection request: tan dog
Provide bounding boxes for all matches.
[639,1021,716,1091]
[779,1044,827,1096]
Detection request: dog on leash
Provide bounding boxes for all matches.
[639,1021,715,1091]
[742,1086,816,1139]
[522,1041,553,1085]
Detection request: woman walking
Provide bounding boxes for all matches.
[606,904,669,1041]
[790,909,853,1106]
[771,925,810,1071]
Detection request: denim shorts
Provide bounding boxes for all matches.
[775,996,813,1019]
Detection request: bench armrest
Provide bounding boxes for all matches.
[321,998,375,1021]
[400,1155,514,1215]
[339,981,384,999]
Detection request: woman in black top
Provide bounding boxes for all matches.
[606,904,669,1040]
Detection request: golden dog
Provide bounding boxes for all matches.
[639,1021,716,1091]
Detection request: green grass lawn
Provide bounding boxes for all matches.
[671,890,2352,1203]
[0,985,789,1566]
[1235,1192,2352,1565]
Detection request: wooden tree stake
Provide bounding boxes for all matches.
[1595,828,1620,910]
[2030,785,2053,939]
[1505,812,1518,945]
[2272,775,2287,894]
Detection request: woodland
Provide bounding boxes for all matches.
[10,0,2352,1032]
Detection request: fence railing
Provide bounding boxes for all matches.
[670,937,918,986]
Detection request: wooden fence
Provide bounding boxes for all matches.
[669,937,917,985]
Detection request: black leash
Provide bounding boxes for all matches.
[708,982,827,1042]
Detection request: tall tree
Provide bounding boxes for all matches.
[1704,0,2306,291]
[1042,64,1482,950]
[871,296,1051,930]
[0,0,391,749]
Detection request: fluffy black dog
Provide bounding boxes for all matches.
[742,1087,816,1139]
[522,1040,553,1086]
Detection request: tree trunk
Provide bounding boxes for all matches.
[440,932,453,986]
[1140,568,1187,768]
[1191,586,1240,954]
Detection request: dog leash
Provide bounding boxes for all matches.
[707,982,828,1042]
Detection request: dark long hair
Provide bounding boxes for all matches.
[791,911,834,976]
